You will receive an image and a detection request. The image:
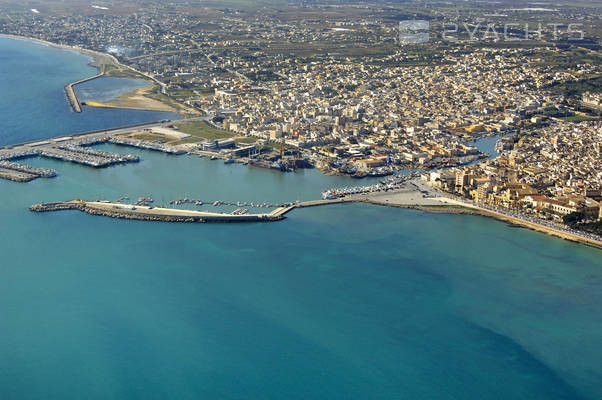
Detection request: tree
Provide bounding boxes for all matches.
[563,211,585,226]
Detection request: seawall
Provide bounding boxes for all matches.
[64,72,104,113]
[30,200,290,223]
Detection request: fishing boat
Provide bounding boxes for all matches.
[321,190,338,200]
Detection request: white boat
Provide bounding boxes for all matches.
[321,191,337,200]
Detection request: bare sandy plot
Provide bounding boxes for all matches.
[93,87,177,112]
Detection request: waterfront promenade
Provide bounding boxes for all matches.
[349,181,602,249]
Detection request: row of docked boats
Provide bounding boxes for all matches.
[168,197,277,208]
[321,172,419,199]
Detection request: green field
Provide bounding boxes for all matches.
[173,121,236,141]
[558,115,599,122]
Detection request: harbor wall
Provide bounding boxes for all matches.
[64,72,103,113]
[30,201,287,223]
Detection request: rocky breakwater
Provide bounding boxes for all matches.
[30,200,288,223]
[30,201,84,212]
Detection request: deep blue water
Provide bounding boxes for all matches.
[0,36,601,400]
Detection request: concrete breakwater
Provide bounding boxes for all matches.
[30,200,294,223]
[64,72,104,113]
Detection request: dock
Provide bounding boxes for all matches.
[27,197,359,224]
[108,137,186,155]
[0,118,208,183]
[0,138,139,182]
[30,200,296,223]
[38,144,139,167]
[0,159,56,182]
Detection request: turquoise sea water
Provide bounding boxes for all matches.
[0,36,601,400]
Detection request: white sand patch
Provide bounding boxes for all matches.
[151,127,191,140]
[504,7,558,12]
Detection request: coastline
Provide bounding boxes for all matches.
[358,193,602,250]
[0,33,118,73]
[0,35,599,250]
[0,34,182,113]
[447,202,602,250]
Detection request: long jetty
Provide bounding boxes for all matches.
[64,72,104,113]
[30,200,297,223]
[28,198,354,223]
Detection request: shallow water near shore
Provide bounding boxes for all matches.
[1,36,602,400]
[76,77,152,104]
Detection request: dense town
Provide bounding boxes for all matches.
[425,120,602,235]
[0,1,600,234]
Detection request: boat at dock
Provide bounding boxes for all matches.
[352,170,368,179]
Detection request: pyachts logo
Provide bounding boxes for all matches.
[399,20,430,44]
